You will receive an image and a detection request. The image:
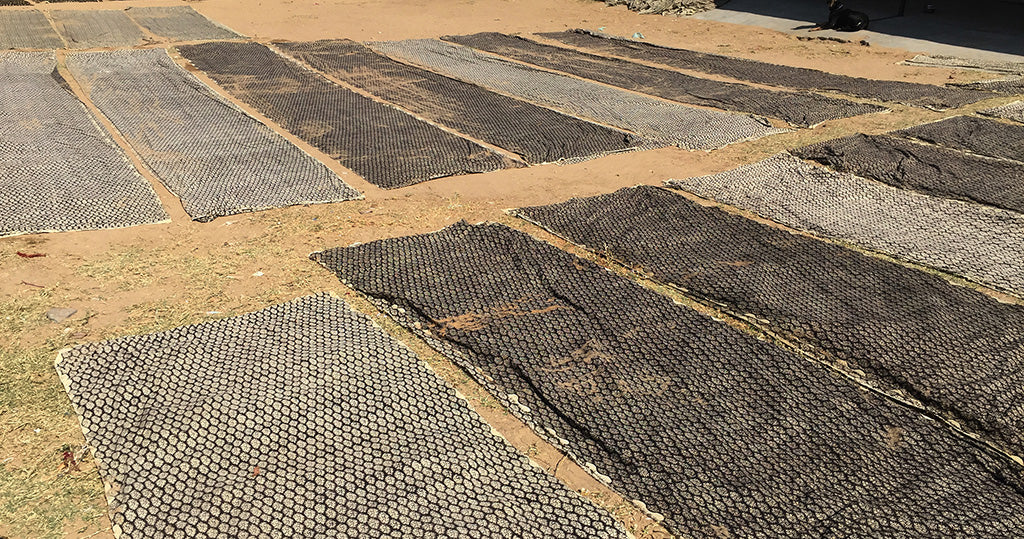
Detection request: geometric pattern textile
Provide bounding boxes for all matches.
[177,41,514,189]
[0,10,65,50]
[66,49,360,221]
[277,39,652,164]
[515,184,1024,458]
[313,223,1024,539]
[50,10,147,49]
[667,153,1024,295]
[126,6,242,41]
[0,51,167,236]
[540,29,993,110]
[893,115,1024,163]
[980,100,1024,124]
[442,32,886,127]
[370,38,787,150]
[55,294,628,539]
[792,133,1024,214]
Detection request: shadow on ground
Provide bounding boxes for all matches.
[695,0,1024,61]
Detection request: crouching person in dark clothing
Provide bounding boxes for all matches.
[813,0,870,31]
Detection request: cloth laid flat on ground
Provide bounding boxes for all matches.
[667,153,1024,295]
[0,52,167,236]
[893,115,1024,163]
[953,77,1024,94]
[313,222,1024,539]
[442,32,886,127]
[515,185,1024,459]
[371,39,786,150]
[277,39,652,164]
[50,9,147,49]
[792,133,1024,214]
[125,6,242,41]
[177,41,513,189]
[541,30,992,110]
[0,10,65,50]
[66,49,360,222]
[980,100,1024,124]
[55,294,628,539]
[904,54,1024,75]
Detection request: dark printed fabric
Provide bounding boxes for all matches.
[515,185,1024,458]
[66,49,360,222]
[55,294,628,539]
[125,6,242,41]
[177,41,513,189]
[0,52,168,236]
[371,39,786,150]
[540,30,993,110]
[954,76,1024,94]
[792,133,1024,214]
[313,222,1024,539]
[50,9,147,49]
[667,153,1024,295]
[441,32,886,127]
[980,100,1024,124]
[894,115,1024,163]
[277,39,650,164]
[0,1,31,6]
[0,10,64,49]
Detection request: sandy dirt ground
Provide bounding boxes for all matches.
[1,0,1018,537]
